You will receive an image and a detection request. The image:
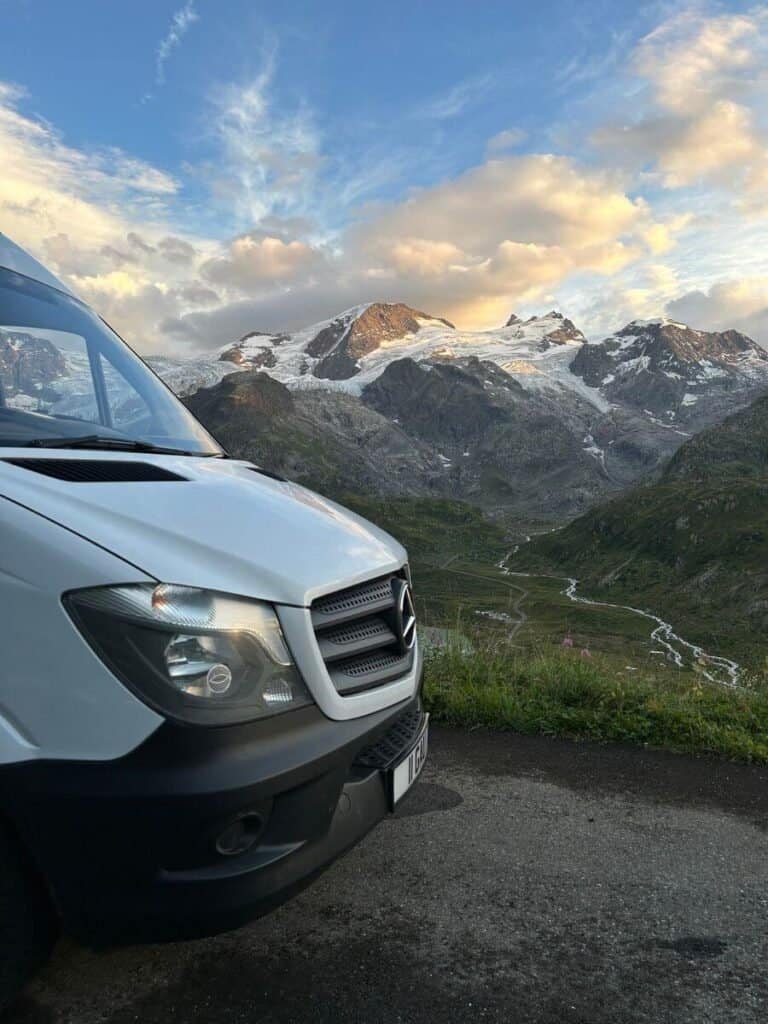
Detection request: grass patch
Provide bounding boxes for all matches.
[339,497,768,760]
[423,641,768,763]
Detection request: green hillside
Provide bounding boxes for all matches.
[519,393,768,667]
[664,392,768,482]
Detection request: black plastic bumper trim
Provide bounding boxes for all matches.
[0,680,424,945]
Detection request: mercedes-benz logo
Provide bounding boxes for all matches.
[393,578,417,653]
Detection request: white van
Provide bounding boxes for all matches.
[0,234,427,1006]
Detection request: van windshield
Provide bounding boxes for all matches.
[0,268,223,455]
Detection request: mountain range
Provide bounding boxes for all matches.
[4,300,767,525]
[160,301,768,521]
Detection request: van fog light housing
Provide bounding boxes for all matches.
[215,812,264,857]
[65,584,313,726]
[263,679,294,705]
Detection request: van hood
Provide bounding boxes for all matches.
[0,454,406,606]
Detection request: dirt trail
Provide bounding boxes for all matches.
[442,563,529,639]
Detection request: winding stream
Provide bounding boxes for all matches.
[497,557,742,688]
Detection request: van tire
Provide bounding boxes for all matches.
[0,824,57,1011]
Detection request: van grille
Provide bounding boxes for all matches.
[311,572,415,696]
[312,577,395,622]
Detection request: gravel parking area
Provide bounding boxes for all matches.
[7,727,768,1023]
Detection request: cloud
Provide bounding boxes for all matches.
[175,282,220,306]
[73,272,183,347]
[557,262,683,341]
[155,2,199,85]
[384,239,466,277]
[594,8,768,203]
[666,277,768,345]
[0,80,223,353]
[0,73,325,351]
[656,100,756,187]
[355,155,645,255]
[2,44,672,352]
[634,10,761,116]
[158,235,197,264]
[171,153,668,341]
[206,55,322,229]
[555,28,633,91]
[0,80,180,256]
[415,74,493,120]
[4,8,768,357]
[101,244,138,266]
[486,128,526,154]
[201,232,327,292]
[639,214,692,254]
[127,231,157,256]
[345,153,658,329]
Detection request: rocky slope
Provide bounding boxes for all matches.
[179,345,715,521]
[361,357,607,516]
[181,362,612,519]
[147,355,241,397]
[167,305,768,444]
[304,303,454,380]
[183,370,450,501]
[213,303,595,397]
[571,319,768,428]
[210,306,767,421]
[663,392,768,482]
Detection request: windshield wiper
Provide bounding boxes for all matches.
[24,434,209,457]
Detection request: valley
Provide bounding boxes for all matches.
[516,394,768,672]
[339,495,735,688]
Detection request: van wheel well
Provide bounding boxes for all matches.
[0,816,58,1011]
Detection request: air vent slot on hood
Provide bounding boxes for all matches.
[3,458,187,483]
[247,465,286,482]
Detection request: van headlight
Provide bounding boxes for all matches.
[65,584,312,725]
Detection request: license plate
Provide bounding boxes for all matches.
[389,715,429,808]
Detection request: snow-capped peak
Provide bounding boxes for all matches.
[618,317,691,332]
[499,310,585,349]
[570,316,768,424]
[179,302,605,411]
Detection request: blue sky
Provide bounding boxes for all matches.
[1,0,767,352]
[0,1,657,186]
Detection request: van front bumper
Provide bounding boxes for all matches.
[0,690,425,945]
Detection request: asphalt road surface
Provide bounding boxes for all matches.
[7,727,768,1024]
